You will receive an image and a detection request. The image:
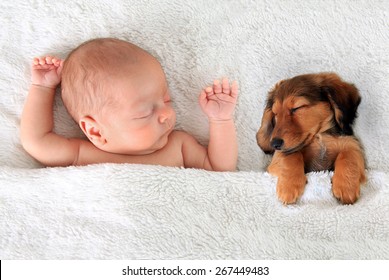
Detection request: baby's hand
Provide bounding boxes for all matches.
[199,78,238,121]
[31,56,63,89]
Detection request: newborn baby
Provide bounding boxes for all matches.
[21,38,238,171]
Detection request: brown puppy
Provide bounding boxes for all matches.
[256,73,366,204]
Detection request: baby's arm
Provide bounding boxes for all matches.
[20,56,83,166]
[183,79,238,171]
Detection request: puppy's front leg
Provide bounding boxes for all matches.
[332,145,366,204]
[268,151,307,204]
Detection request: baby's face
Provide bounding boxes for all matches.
[97,60,176,155]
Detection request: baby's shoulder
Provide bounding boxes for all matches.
[168,130,200,149]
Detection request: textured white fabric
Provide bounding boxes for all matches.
[0,0,388,259]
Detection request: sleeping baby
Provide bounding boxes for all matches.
[20,38,238,171]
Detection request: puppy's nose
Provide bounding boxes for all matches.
[271,138,284,150]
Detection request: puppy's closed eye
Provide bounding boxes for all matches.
[290,105,307,114]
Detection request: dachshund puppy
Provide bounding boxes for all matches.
[256,73,366,204]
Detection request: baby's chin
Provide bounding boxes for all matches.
[152,128,173,150]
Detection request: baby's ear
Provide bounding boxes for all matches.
[79,116,107,147]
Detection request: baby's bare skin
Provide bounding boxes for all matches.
[21,43,238,171]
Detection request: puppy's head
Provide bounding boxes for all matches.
[256,72,361,154]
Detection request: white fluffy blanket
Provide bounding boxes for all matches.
[0,0,388,259]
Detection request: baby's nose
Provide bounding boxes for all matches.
[158,106,174,124]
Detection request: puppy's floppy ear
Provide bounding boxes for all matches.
[256,91,276,154]
[318,73,361,135]
[256,106,275,154]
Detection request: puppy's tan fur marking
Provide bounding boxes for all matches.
[257,72,366,204]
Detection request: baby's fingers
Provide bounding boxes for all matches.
[222,78,230,94]
[47,56,62,67]
[204,86,215,99]
[33,57,42,66]
[33,56,61,67]
[198,90,208,108]
[213,80,222,94]
[38,57,50,65]
[230,81,238,98]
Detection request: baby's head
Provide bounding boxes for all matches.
[61,38,176,154]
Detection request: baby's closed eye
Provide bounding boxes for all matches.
[135,114,152,120]
[133,109,154,120]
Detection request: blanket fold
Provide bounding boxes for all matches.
[1,165,388,259]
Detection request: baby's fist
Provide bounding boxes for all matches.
[31,56,63,89]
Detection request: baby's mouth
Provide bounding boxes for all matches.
[166,117,176,132]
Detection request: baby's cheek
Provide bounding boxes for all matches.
[131,128,158,149]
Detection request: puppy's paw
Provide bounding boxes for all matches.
[332,172,361,204]
[276,176,307,204]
